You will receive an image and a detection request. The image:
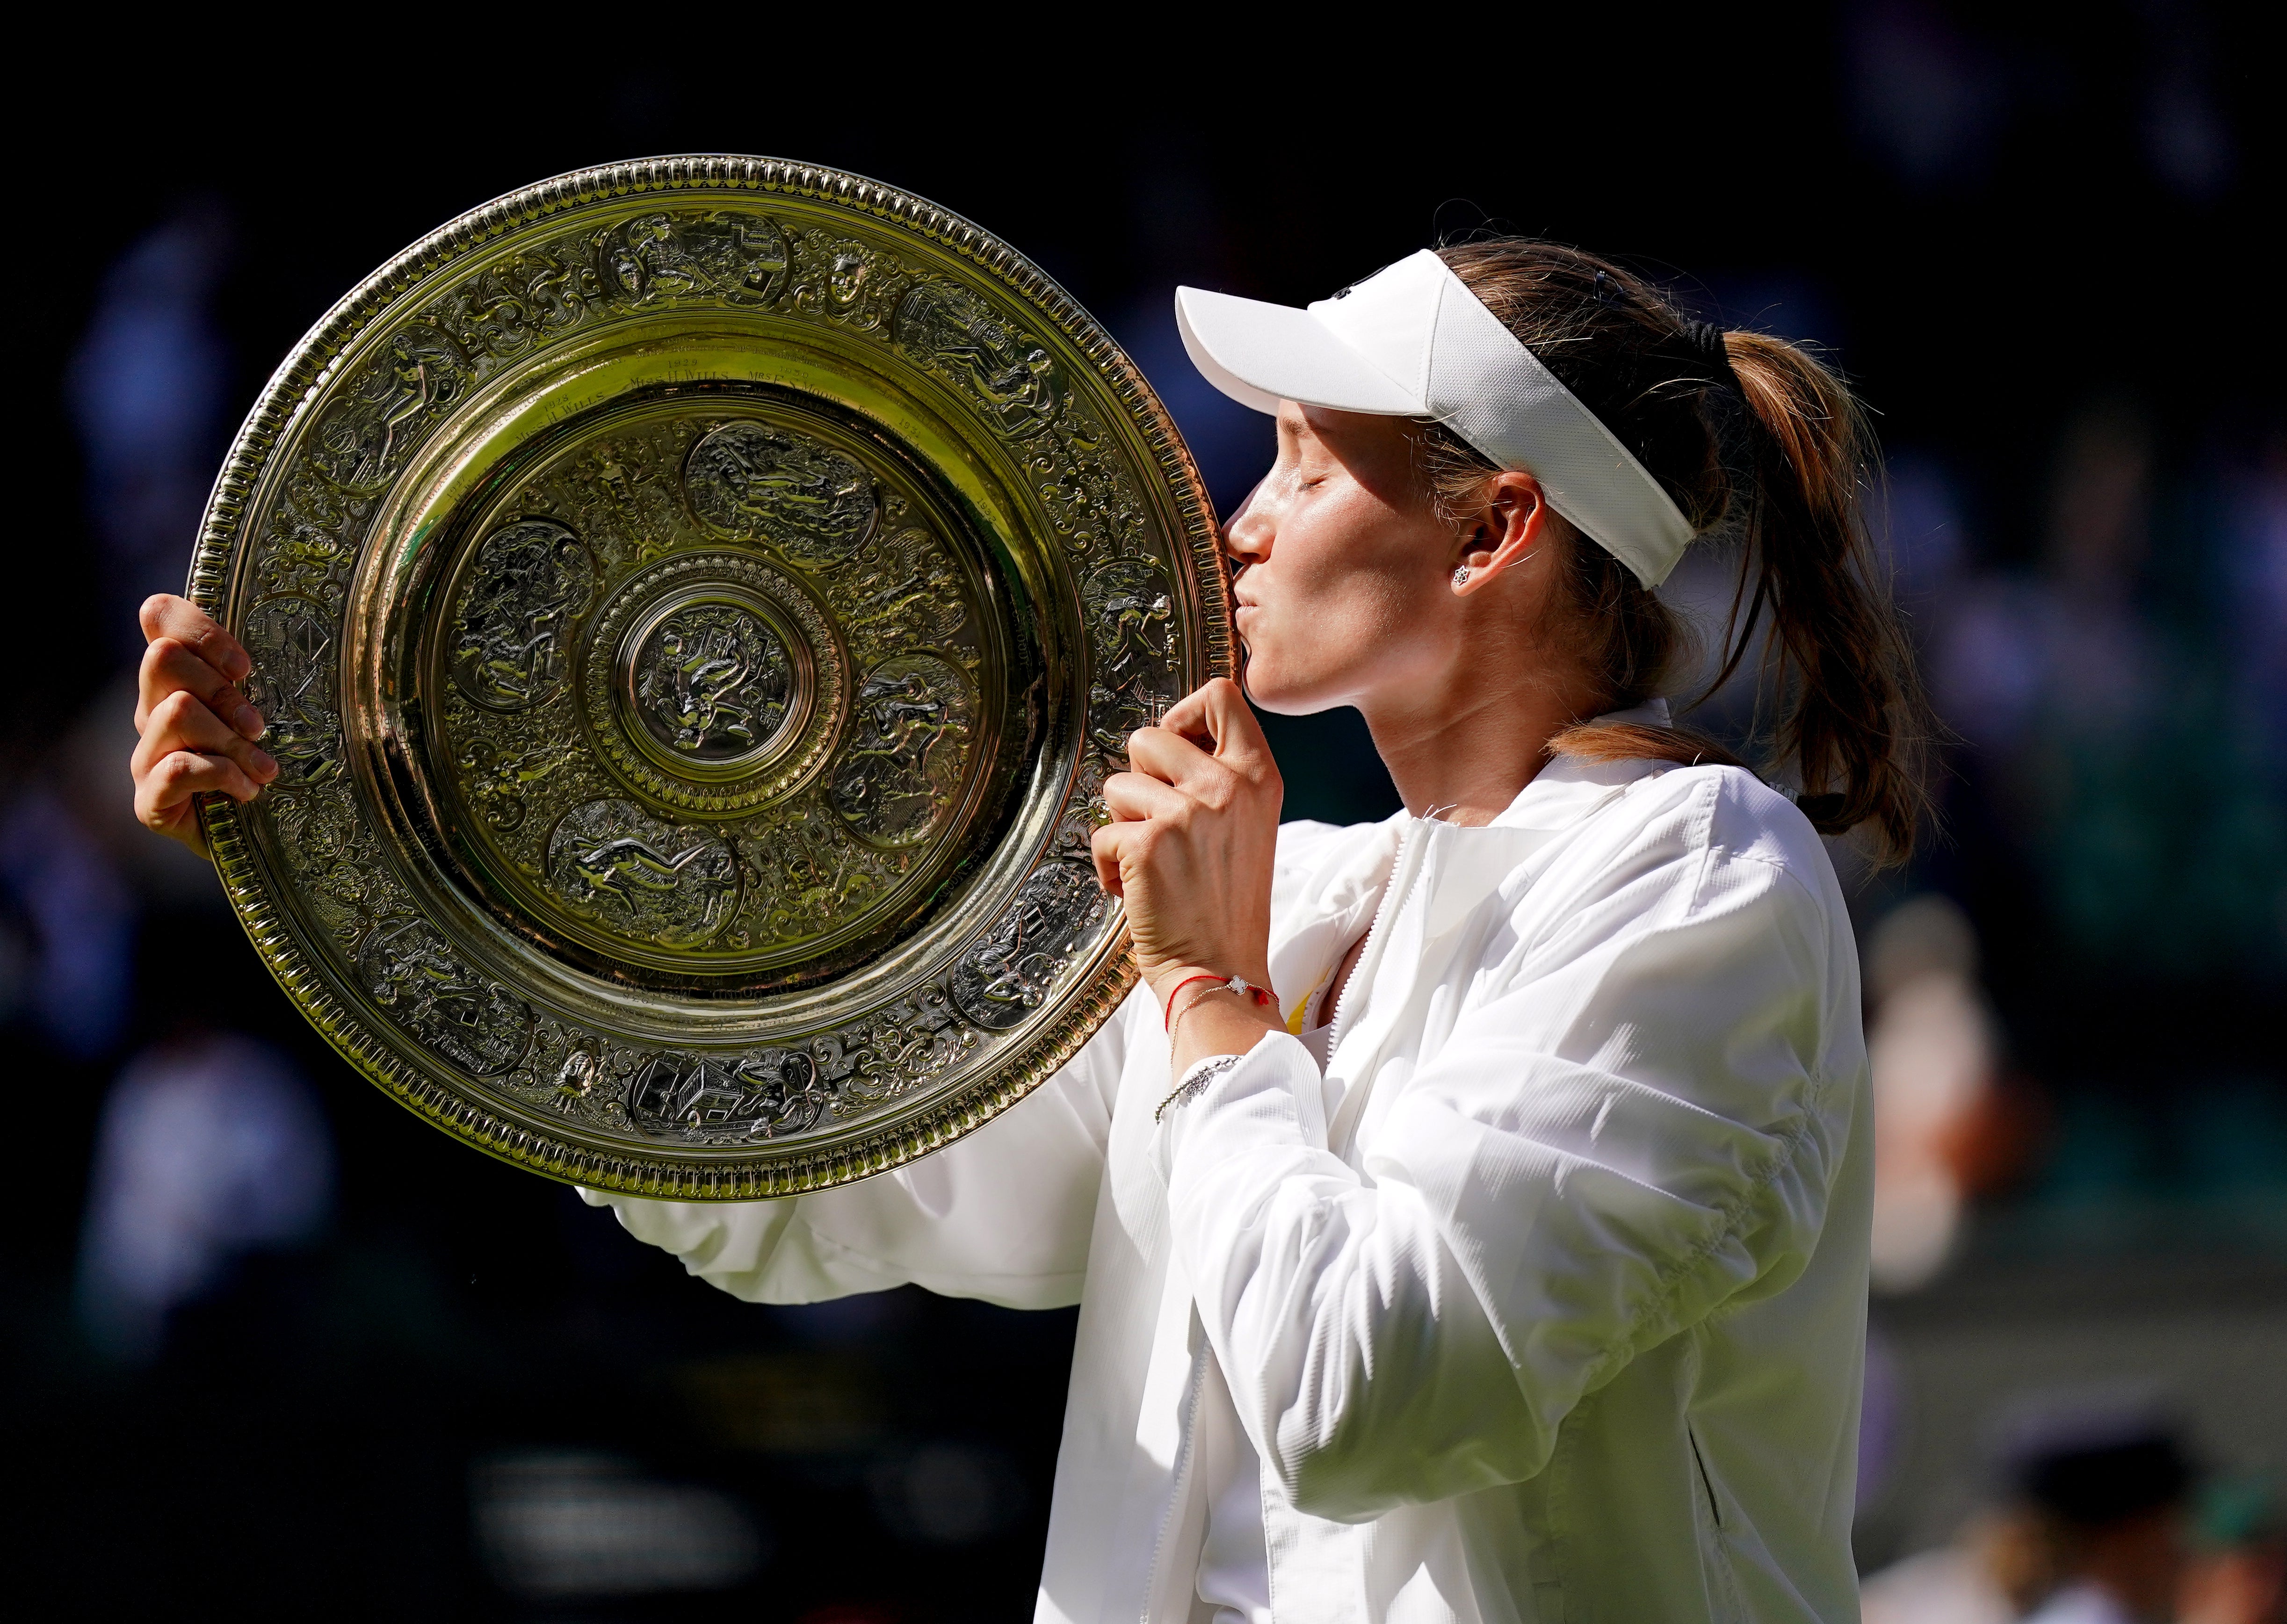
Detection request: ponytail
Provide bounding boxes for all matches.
[1719,332,1928,861]
[1420,240,1933,864]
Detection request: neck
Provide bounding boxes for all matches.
[1358,657,1602,828]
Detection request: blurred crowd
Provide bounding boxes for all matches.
[3,3,2275,1617]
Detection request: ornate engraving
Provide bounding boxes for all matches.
[311,322,468,489]
[550,1034,609,1113]
[831,526,968,665]
[599,211,790,306]
[456,732,579,832]
[1084,557,1180,753]
[683,421,877,570]
[830,654,975,846]
[546,799,740,949]
[951,863,1106,1031]
[579,550,845,817]
[895,283,1064,440]
[241,594,341,787]
[449,520,598,710]
[422,244,600,363]
[257,468,367,604]
[785,230,913,331]
[357,917,534,1076]
[632,602,793,761]
[628,1048,829,1141]
[566,424,697,571]
[742,803,892,946]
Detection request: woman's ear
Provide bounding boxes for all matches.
[1451,471,1549,595]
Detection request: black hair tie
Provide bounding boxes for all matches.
[1681,318,1741,394]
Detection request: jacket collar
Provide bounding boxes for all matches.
[1266,702,1674,1018]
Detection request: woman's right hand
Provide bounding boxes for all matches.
[132,593,278,859]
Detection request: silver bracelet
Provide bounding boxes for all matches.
[1155,1053,1245,1124]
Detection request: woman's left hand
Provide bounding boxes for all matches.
[1092,678,1284,1008]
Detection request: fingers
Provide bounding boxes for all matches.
[1101,768,1191,823]
[140,593,250,684]
[1156,678,1269,768]
[138,636,263,738]
[132,688,278,790]
[137,749,263,833]
[1089,821,1128,898]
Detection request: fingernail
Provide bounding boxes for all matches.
[253,750,278,779]
[234,704,265,740]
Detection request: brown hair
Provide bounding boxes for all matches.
[1417,239,1931,862]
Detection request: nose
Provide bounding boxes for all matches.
[1222,475,1273,570]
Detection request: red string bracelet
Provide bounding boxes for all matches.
[1161,972,1274,1031]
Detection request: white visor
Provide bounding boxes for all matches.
[1175,249,1697,587]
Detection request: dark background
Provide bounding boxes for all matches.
[4,6,2278,1617]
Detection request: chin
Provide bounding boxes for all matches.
[1239,657,1341,717]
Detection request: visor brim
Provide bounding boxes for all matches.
[1174,286,1423,419]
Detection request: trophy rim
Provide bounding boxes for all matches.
[189,155,1230,1198]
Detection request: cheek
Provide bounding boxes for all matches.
[1243,494,1448,699]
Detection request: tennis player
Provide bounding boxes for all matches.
[131,239,1926,1623]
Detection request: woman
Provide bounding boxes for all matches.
[132,239,1926,1622]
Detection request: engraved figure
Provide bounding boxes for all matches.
[682,421,878,570]
[825,240,874,310]
[951,863,1106,1030]
[358,917,532,1076]
[456,734,576,831]
[546,799,739,948]
[829,655,974,846]
[1084,558,1180,754]
[633,603,792,760]
[259,469,362,599]
[628,1048,828,1140]
[552,1037,606,1113]
[449,520,597,710]
[241,595,340,787]
[785,231,907,328]
[750,809,888,945]
[314,322,466,488]
[835,529,966,659]
[894,283,1064,439]
[570,433,682,566]
[599,212,789,306]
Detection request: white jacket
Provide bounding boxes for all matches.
[591,748,1874,1623]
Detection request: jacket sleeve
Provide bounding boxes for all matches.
[1161,840,1853,1521]
[584,983,1143,1311]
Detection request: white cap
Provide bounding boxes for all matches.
[1174,249,1697,587]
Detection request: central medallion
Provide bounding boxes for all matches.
[631,601,792,763]
[581,550,842,817]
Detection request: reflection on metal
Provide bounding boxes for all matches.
[191,157,1227,1197]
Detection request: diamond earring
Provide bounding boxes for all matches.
[1452,566,1472,589]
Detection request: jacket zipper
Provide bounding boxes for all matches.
[1324,822,1417,1059]
[1139,1339,1212,1624]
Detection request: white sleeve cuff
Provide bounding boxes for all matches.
[1154,1028,1329,1182]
